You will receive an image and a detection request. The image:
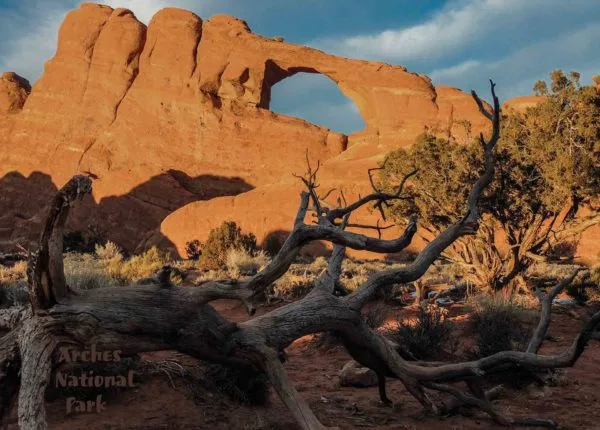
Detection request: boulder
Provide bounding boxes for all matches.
[338,360,378,388]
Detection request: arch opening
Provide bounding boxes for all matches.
[268,72,366,135]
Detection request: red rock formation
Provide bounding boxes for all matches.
[0,72,31,155]
[0,72,31,114]
[502,95,547,114]
[5,3,593,262]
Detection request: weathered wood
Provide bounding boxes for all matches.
[17,315,58,430]
[0,330,20,424]
[28,175,92,310]
[527,269,583,353]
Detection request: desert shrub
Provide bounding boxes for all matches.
[204,364,270,406]
[116,246,171,282]
[309,256,328,273]
[468,295,533,358]
[270,270,313,301]
[546,240,578,263]
[64,253,117,290]
[173,259,196,272]
[200,221,257,270]
[94,241,123,263]
[226,248,270,278]
[67,270,115,290]
[194,269,226,285]
[525,262,583,283]
[393,304,454,360]
[0,260,27,288]
[185,240,202,260]
[591,267,600,285]
[340,260,387,292]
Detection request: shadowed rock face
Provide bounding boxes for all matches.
[0,170,253,254]
[4,3,592,260]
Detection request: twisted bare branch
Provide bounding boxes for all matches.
[27,175,92,310]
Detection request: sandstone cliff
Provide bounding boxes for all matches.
[0,3,595,261]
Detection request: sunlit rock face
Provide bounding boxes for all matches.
[8,3,591,261]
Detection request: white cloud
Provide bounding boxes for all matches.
[0,5,74,83]
[429,23,600,100]
[313,0,599,66]
[101,0,209,24]
[305,0,600,105]
[430,60,480,81]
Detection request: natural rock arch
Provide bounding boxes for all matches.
[266,70,366,134]
[258,60,367,129]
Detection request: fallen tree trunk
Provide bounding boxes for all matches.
[0,81,598,430]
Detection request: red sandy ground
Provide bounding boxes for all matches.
[4,301,600,430]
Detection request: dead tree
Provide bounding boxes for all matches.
[1,81,599,430]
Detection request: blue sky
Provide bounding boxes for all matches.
[0,0,598,134]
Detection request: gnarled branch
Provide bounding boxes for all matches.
[27,175,92,310]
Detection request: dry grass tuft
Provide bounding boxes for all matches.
[0,261,27,287]
[226,248,270,278]
[94,241,123,263]
[64,253,118,290]
[270,268,314,301]
[116,246,171,282]
[64,245,175,290]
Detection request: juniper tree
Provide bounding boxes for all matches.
[377,70,599,293]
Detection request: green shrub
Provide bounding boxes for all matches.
[200,221,257,270]
[185,240,202,260]
[393,304,454,360]
[116,246,171,282]
[64,253,118,290]
[468,295,533,358]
